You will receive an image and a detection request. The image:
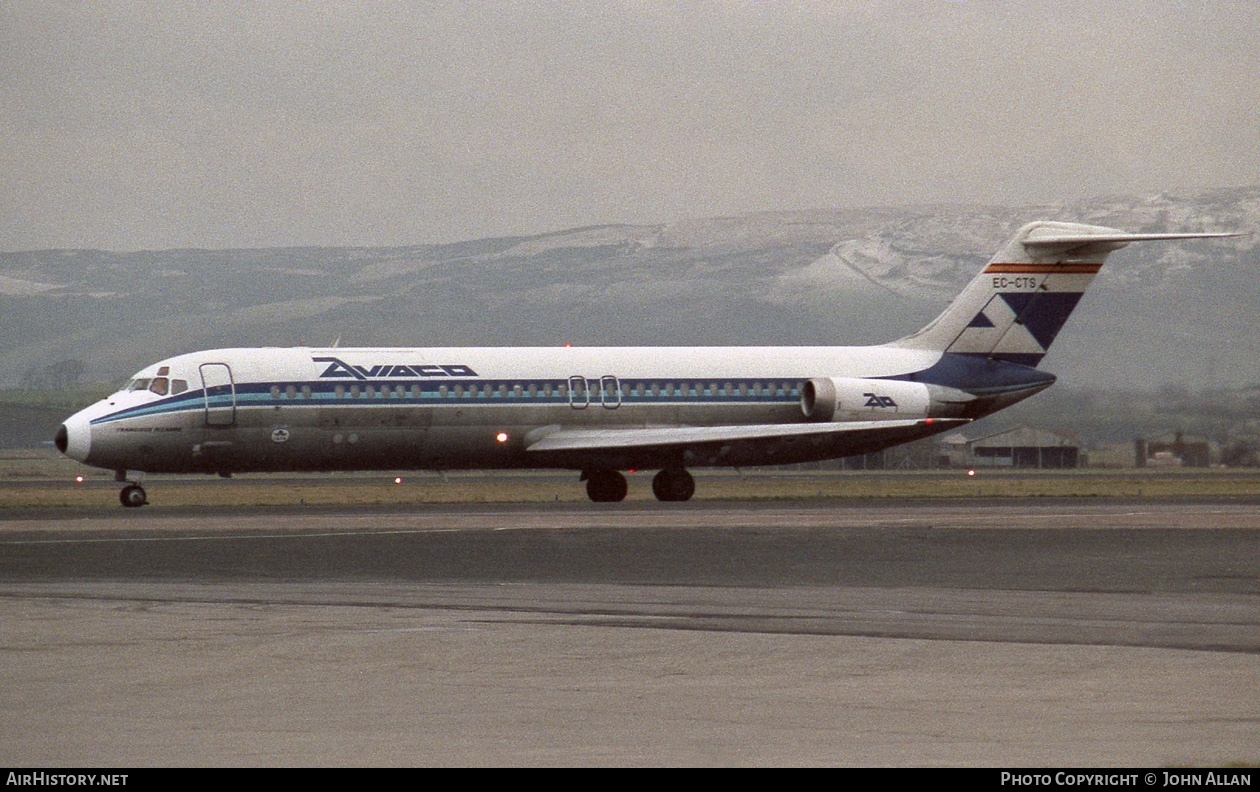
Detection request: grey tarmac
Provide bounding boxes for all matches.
[1,499,1256,766]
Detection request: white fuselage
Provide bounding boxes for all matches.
[59,343,1040,476]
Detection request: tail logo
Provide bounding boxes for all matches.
[949,291,1084,365]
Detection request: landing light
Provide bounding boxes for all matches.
[967,469,976,477]
[394,477,402,484]
[496,432,509,443]
[75,476,84,483]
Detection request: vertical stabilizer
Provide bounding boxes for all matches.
[891,222,1236,367]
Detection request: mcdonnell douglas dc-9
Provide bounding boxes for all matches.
[56,222,1236,507]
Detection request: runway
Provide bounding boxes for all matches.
[1,499,1257,765]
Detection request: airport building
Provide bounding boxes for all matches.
[938,427,1081,469]
[1134,431,1213,468]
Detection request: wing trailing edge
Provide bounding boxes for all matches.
[525,418,968,469]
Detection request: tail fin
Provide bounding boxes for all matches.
[891,221,1238,367]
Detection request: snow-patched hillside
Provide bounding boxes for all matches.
[2,187,1256,389]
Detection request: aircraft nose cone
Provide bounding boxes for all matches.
[57,413,92,463]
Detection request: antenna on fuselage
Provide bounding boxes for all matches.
[331,336,341,348]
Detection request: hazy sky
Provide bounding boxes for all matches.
[3,1,1258,251]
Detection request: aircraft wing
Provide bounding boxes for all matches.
[525,418,968,468]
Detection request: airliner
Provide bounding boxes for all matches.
[55,221,1236,506]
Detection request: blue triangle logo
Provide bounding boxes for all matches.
[967,311,995,328]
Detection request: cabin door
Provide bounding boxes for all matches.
[199,363,236,426]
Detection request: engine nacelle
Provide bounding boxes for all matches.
[801,377,974,422]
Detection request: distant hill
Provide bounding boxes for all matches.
[2,187,1257,391]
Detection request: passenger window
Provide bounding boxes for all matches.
[302,385,312,399]
[335,384,346,398]
[171,379,188,395]
[270,385,281,399]
[150,378,169,396]
[411,385,421,398]
[285,385,297,399]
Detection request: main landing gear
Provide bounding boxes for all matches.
[583,469,628,502]
[116,470,147,508]
[582,468,696,503]
[651,468,695,502]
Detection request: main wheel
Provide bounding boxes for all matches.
[652,468,695,502]
[585,470,628,502]
[119,484,148,508]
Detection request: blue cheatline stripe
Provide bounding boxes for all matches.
[89,393,206,425]
[89,378,809,425]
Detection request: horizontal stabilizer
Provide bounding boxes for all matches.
[1023,229,1243,252]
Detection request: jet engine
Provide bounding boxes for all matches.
[800,377,974,422]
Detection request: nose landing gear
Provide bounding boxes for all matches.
[120,484,148,508]
[116,471,147,508]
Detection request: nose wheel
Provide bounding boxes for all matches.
[120,483,148,508]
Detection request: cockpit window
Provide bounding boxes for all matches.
[127,379,151,392]
[149,377,169,396]
[171,379,188,395]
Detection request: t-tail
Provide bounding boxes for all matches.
[891,221,1238,367]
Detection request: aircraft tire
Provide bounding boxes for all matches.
[652,468,695,502]
[585,470,628,502]
[120,484,147,508]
